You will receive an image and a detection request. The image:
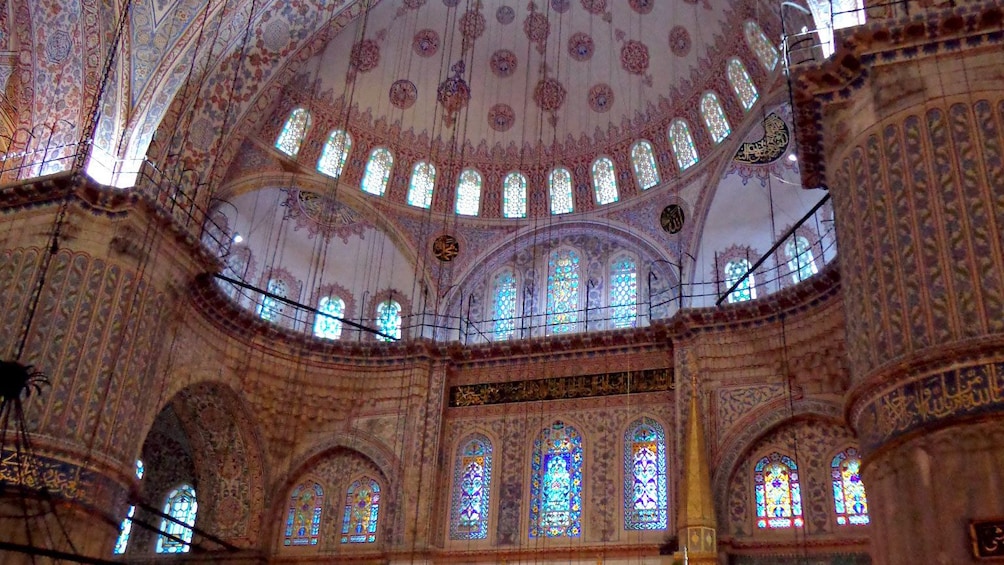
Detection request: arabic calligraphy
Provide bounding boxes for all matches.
[449,368,673,407]
[971,519,1004,558]
[733,113,790,165]
[858,362,1004,452]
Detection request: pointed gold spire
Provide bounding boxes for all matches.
[676,373,717,564]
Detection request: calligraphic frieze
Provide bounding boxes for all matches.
[971,519,1004,559]
[855,362,1004,453]
[733,113,790,165]
[0,449,124,508]
[449,367,673,407]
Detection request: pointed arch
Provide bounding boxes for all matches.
[668,120,699,171]
[754,452,803,529]
[317,130,352,178]
[546,248,582,334]
[491,269,518,340]
[361,147,394,196]
[623,418,668,530]
[449,433,494,540]
[700,92,731,144]
[832,447,869,525]
[631,140,661,190]
[549,167,574,215]
[503,171,528,218]
[407,161,436,208]
[744,21,780,71]
[156,484,198,553]
[529,421,583,538]
[284,481,325,546]
[785,235,819,283]
[455,169,483,216]
[340,477,382,543]
[591,156,619,205]
[727,58,759,111]
[276,108,311,157]
[609,254,638,329]
[314,295,346,339]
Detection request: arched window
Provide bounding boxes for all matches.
[832,448,869,525]
[592,157,619,205]
[785,236,818,283]
[375,299,402,341]
[503,172,527,218]
[361,147,393,196]
[449,434,494,540]
[725,259,756,303]
[631,140,660,190]
[492,270,518,341]
[549,167,574,215]
[314,296,345,339]
[529,421,583,538]
[284,482,325,546]
[455,169,483,216]
[547,249,581,334]
[700,92,731,144]
[276,108,311,157]
[754,453,803,529]
[340,478,381,543]
[727,59,759,111]
[744,21,779,71]
[156,484,198,553]
[609,255,637,329]
[113,460,145,555]
[668,120,699,171]
[623,418,668,530]
[259,279,288,321]
[407,161,436,208]
[317,130,352,178]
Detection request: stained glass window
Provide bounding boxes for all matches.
[361,147,393,196]
[727,59,759,111]
[314,296,345,339]
[701,92,731,144]
[276,108,311,157]
[449,434,493,540]
[407,161,436,208]
[317,130,352,178]
[744,21,779,71]
[547,249,581,334]
[530,421,583,538]
[113,506,136,555]
[609,255,637,329]
[785,236,818,283]
[592,157,619,205]
[156,484,198,553]
[549,168,574,215]
[503,172,527,218]
[668,120,699,171]
[259,279,288,321]
[754,453,803,529]
[375,299,402,341]
[832,448,869,525]
[135,459,145,479]
[455,169,483,216]
[725,259,756,303]
[623,418,668,530]
[285,482,325,546]
[631,140,660,190]
[341,478,381,543]
[492,270,517,340]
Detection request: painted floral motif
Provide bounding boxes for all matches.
[534,78,566,112]
[568,33,594,62]
[629,0,654,14]
[620,40,649,75]
[459,7,487,51]
[488,103,516,132]
[413,29,440,57]
[404,0,426,7]
[389,80,418,110]
[524,6,551,53]
[496,5,515,24]
[347,39,380,82]
[490,49,518,78]
[551,0,571,12]
[588,84,614,113]
[669,26,691,57]
[580,0,607,14]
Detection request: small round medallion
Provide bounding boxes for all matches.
[433,235,460,262]
[660,204,686,234]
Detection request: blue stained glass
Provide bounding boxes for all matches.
[725,259,756,303]
[407,161,436,208]
[623,419,668,530]
[530,422,583,538]
[592,157,618,205]
[341,478,381,543]
[754,453,803,529]
[786,236,819,283]
[547,249,581,334]
[449,434,493,540]
[113,506,135,554]
[361,148,393,196]
[492,271,517,340]
[745,21,779,71]
[156,485,198,553]
[727,58,759,111]
[631,140,660,190]
[259,279,288,321]
[375,300,402,341]
[317,130,351,178]
[135,459,144,480]
[455,169,483,216]
[503,172,527,218]
[284,482,325,546]
[549,168,574,215]
[609,256,637,329]
[701,92,731,144]
[668,120,699,171]
[314,296,345,339]
[276,108,311,157]
[832,448,869,525]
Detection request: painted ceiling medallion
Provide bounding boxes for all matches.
[629,0,654,14]
[459,6,487,52]
[437,60,472,128]
[490,49,518,78]
[488,103,516,132]
[389,80,418,110]
[550,0,571,12]
[346,39,380,83]
[568,33,594,61]
[534,77,567,127]
[669,26,691,58]
[496,5,515,24]
[620,40,650,75]
[660,204,686,234]
[433,235,460,262]
[404,0,426,7]
[580,0,607,14]
[588,83,614,113]
[413,29,440,57]
[524,4,551,54]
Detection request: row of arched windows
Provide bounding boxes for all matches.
[755,448,869,529]
[273,23,780,218]
[723,235,819,304]
[114,460,199,554]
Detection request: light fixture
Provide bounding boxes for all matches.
[788,154,797,162]
[233,233,243,244]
